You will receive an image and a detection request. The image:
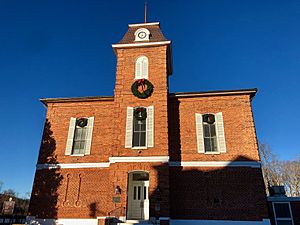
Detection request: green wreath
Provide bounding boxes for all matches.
[203,114,215,124]
[134,107,147,121]
[76,118,88,127]
[131,79,154,99]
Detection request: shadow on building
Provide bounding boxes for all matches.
[28,119,63,224]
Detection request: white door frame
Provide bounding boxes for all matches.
[127,171,150,220]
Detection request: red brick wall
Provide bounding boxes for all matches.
[29,162,169,219]
[168,94,260,162]
[170,166,269,221]
[38,100,115,164]
[112,46,170,157]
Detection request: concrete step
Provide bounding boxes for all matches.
[117,220,156,225]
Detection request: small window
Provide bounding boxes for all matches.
[273,202,294,225]
[203,114,218,152]
[135,56,148,80]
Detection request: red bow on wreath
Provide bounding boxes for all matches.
[137,79,145,85]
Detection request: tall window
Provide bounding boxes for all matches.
[135,56,148,79]
[203,114,218,152]
[196,112,226,154]
[132,107,147,147]
[125,106,154,149]
[72,118,88,155]
[65,117,94,156]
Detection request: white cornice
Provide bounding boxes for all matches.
[109,156,169,163]
[36,156,169,170]
[36,162,110,170]
[112,41,171,49]
[169,161,261,168]
[36,159,261,170]
[128,22,160,27]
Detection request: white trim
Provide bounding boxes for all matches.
[128,22,160,27]
[96,216,114,219]
[173,90,256,98]
[109,156,169,164]
[26,218,98,225]
[36,162,110,170]
[170,219,271,225]
[159,217,170,220]
[36,156,169,170]
[204,152,221,155]
[36,159,261,170]
[112,41,171,48]
[268,196,300,201]
[169,161,261,168]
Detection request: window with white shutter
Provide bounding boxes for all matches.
[146,106,154,148]
[65,117,76,155]
[125,106,154,149]
[65,117,94,156]
[125,107,134,148]
[215,112,226,153]
[196,112,226,154]
[195,113,205,153]
[135,56,148,80]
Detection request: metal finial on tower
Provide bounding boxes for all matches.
[144,0,147,23]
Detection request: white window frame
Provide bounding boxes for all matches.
[203,113,219,154]
[272,202,294,225]
[135,56,148,80]
[125,106,154,149]
[65,117,94,156]
[195,112,226,154]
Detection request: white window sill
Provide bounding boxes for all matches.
[134,77,148,80]
[132,147,148,150]
[70,154,85,157]
[204,151,221,155]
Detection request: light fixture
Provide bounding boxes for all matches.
[115,185,121,194]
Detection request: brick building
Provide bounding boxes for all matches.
[27,22,270,225]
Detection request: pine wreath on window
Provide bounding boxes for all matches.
[133,107,147,120]
[76,118,88,127]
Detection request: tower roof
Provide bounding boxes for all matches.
[118,22,168,44]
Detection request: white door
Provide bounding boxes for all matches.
[127,173,149,220]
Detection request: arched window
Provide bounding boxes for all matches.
[135,56,148,79]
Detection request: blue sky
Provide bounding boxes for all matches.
[0,0,299,196]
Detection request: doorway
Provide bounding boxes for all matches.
[127,171,149,220]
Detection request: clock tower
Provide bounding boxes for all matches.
[111,22,172,157]
[109,22,172,222]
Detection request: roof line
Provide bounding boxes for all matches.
[169,88,257,99]
[128,22,160,27]
[112,41,171,49]
[40,88,257,106]
[40,96,114,106]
